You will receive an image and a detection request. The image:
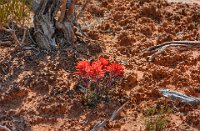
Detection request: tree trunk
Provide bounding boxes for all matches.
[31,0,75,50]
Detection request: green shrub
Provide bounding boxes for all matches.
[0,0,31,27]
[144,105,173,131]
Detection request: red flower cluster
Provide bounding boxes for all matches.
[107,63,124,77]
[75,57,124,79]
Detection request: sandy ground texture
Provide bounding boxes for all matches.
[0,0,200,131]
[168,0,200,4]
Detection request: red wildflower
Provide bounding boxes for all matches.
[75,61,90,76]
[90,61,105,79]
[75,58,123,79]
[76,61,90,71]
[107,63,124,77]
[98,57,109,67]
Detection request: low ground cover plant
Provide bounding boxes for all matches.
[0,0,31,45]
[0,0,30,27]
[144,105,173,131]
[75,57,124,106]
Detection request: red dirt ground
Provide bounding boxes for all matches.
[0,0,200,131]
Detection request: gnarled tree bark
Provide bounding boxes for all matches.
[30,0,76,50]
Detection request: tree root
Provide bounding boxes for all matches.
[144,41,200,62]
[91,101,128,131]
[33,0,77,50]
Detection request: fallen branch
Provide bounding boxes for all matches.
[110,101,127,121]
[91,101,128,131]
[91,119,107,131]
[28,28,37,45]
[1,26,20,45]
[21,29,27,45]
[144,41,200,61]
[0,125,11,131]
[159,89,200,104]
[0,25,28,48]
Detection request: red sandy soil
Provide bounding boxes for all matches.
[0,0,200,131]
[167,0,200,4]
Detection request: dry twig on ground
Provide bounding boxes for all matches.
[1,26,20,45]
[91,101,128,131]
[0,24,27,46]
[144,41,200,61]
[160,89,200,104]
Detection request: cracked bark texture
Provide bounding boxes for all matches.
[31,0,75,50]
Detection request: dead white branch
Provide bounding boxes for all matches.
[91,101,128,131]
[91,119,107,131]
[110,101,127,121]
[159,89,200,104]
[144,41,200,61]
[21,29,27,45]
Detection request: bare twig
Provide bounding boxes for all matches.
[11,30,20,45]
[144,41,200,61]
[145,41,200,52]
[159,89,200,104]
[21,29,27,45]
[28,29,37,45]
[110,102,128,121]
[147,44,189,61]
[91,102,128,131]
[91,119,107,131]
[1,26,20,45]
